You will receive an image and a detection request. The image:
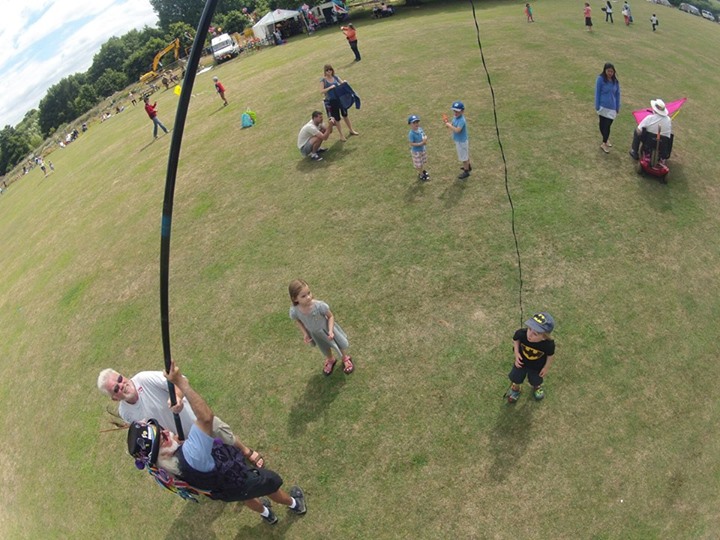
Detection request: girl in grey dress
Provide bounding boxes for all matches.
[289,279,353,375]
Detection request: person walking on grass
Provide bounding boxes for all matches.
[297,110,334,161]
[604,0,614,23]
[289,279,354,376]
[408,115,429,182]
[584,3,593,31]
[444,101,472,180]
[143,95,169,138]
[622,1,632,25]
[213,76,228,106]
[127,359,306,526]
[98,368,266,468]
[595,62,621,154]
[504,312,556,403]
[650,13,659,32]
[341,23,361,61]
[525,3,535,22]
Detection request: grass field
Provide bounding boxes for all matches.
[1,0,720,538]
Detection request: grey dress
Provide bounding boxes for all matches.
[290,300,349,357]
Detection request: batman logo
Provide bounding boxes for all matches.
[521,343,544,361]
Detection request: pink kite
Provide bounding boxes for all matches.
[632,98,687,124]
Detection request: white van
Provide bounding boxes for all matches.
[701,9,715,21]
[211,33,240,63]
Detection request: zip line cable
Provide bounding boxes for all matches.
[469,0,525,327]
[159,0,220,439]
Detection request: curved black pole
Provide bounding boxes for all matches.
[160,0,220,439]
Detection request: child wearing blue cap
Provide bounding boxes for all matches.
[505,312,556,402]
[444,101,471,179]
[408,115,429,181]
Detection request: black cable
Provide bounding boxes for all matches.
[160,0,220,439]
[469,0,524,327]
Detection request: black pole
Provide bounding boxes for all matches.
[160,0,220,440]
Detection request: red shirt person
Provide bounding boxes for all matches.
[213,76,228,106]
[143,96,169,138]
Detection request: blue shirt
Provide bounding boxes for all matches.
[409,128,426,153]
[180,425,216,472]
[451,114,467,143]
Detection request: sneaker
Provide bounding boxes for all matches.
[309,153,323,161]
[600,143,610,154]
[533,386,545,401]
[422,172,430,181]
[460,164,473,172]
[260,498,278,525]
[288,486,307,515]
[628,149,639,160]
[417,173,425,182]
[458,170,470,180]
[505,386,521,403]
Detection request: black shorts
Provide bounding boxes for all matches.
[509,365,544,387]
[214,468,283,502]
[325,99,348,122]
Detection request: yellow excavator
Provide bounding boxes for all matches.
[139,38,180,84]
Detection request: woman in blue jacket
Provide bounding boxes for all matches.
[595,62,621,154]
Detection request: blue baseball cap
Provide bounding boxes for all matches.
[408,114,420,124]
[451,101,465,112]
[525,312,555,334]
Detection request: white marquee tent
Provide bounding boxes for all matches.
[252,9,301,41]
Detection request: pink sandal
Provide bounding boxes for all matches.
[323,357,337,376]
[342,356,354,374]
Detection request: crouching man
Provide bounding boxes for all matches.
[127,359,306,526]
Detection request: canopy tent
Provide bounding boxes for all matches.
[252,9,301,40]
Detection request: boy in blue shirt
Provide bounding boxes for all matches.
[408,115,429,181]
[444,101,471,179]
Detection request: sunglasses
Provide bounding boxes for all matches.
[113,375,124,394]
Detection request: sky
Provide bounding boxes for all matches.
[0,0,159,128]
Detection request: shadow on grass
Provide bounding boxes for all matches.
[165,498,225,540]
[235,512,300,539]
[438,178,469,208]
[404,179,429,203]
[294,143,358,172]
[487,400,536,483]
[287,371,347,436]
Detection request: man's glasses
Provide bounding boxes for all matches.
[113,375,124,394]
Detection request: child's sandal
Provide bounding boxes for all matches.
[342,356,354,374]
[323,357,337,376]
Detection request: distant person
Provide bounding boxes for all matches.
[320,64,360,142]
[380,2,394,16]
[340,24,361,61]
[629,98,672,160]
[595,62,621,154]
[49,161,54,171]
[297,110,334,161]
[504,312,556,403]
[407,115,429,182]
[604,1,613,23]
[213,76,228,106]
[584,3,593,31]
[98,368,266,468]
[622,2,632,25]
[127,359,306,526]
[444,101,472,180]
[129,91,137,106]
[525,3,535,22]
[143,95,169,139]
[650,13,659,31]
[289,279,354,376]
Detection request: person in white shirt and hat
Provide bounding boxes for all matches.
[629,98,672,160]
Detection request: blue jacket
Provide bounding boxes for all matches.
[335,81,361,111]
[595,76,620,112]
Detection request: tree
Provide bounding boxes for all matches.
[165,21,196,55]
[217,10,249,34]
[0,126,32,176]
[87,37,131,83]
[94,69,128,98]
[150,0,206,30]
[38,74,87,136]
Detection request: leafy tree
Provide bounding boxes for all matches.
[94,69,128,98]
[16,110,43,150]
[165,21,196,54]
[150,0,205,30]
[217,10,249,34]
[0,125,32,176]
[73,84,99,116]
[38,74,87,136]
[87,37,131,83]
[123,37,169,82]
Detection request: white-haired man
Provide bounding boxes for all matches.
[629,98,672,160]
[127,360,306,525]
[98,368,265,467]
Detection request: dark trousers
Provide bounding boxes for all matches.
[631,129,642,154]
[349,40,361,61]
[599,115,614,143]
[606,12,613,22]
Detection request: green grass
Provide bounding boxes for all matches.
[1,0,720,538]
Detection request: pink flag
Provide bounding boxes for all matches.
[632,98,687,124]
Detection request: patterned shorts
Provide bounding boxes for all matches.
[411,150,427,169]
